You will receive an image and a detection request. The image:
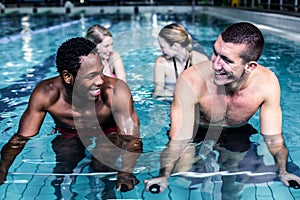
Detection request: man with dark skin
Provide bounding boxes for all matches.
[144,22,300,193]
[0,37,142,192]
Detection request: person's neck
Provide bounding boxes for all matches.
[62,82,73,105]
[63,84,96,111]
[101,58,110,67]
[225,73,250,96]
[175,49,189,65]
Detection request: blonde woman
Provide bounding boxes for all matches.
[152,23,208,97]
[86,24,126,82]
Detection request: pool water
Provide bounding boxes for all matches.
[0,11,300,200]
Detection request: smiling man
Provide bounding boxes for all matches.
[0,37,142,193]
[145,22,300,193]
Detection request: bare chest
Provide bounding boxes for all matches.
[198,91,262,126]
[48,99,113,128]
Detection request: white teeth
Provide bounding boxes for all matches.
[91,88,100,94]
[215,71,226,75]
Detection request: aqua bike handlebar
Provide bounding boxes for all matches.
[149,184,160,193]
[148,180,299,193]
[288,180,300,189]
[120,184,129,192]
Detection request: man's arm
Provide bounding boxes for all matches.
[260,72,300,187]
[158,74,197,177]
[0,134,29,184]
[112,81,140,138]
[263,134,300,187]
[0,83,48,184]
[111,81,142,191]
[145,68,199,192]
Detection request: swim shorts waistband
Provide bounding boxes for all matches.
[52,127,78,138]
[53,126,118,138]
[193,123,258,152]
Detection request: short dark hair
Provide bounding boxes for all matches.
[221,22,264,63]
[56,37,97,77]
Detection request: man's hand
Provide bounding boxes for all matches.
[116,171,139,192]
[278,172,300,189]
[262,134,300,189]
[144,176,168,193]
[0,134,29,186]
[0,169,7,185]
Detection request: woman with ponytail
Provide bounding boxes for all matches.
[152,23,208,98]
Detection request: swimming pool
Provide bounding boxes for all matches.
[0,9,300,200]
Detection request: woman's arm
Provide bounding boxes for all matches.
[110,51,127,82]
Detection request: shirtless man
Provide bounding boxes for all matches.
[0,37,142,192]
[145,22,300,192]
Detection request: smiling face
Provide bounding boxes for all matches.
[73,53,104,101]
[96,36,113,60]
[158,36,177,59]
[211,35,248,86]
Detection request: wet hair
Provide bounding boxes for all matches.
[221,22,264,63]
[159,23,193,63]
[56,37,96,77]
[86,24,112,44]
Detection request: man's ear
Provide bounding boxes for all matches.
[62,70,73,84]
[245,61,258,74]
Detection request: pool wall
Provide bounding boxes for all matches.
[202,7,300,38]
[3,5,300,37]
[3,5,196,15]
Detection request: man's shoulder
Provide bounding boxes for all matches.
[103,75,130,94]
[249,65,280,98]
[183,60,213,80]
[252,65,280,103]
[101,76,132,107]
[255,65,279,83]
[175,61,213,97]
[35,76,62,91]
[32,76,62,103]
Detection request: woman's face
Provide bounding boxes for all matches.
[96,36,113,60]
[158,36,176,59]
